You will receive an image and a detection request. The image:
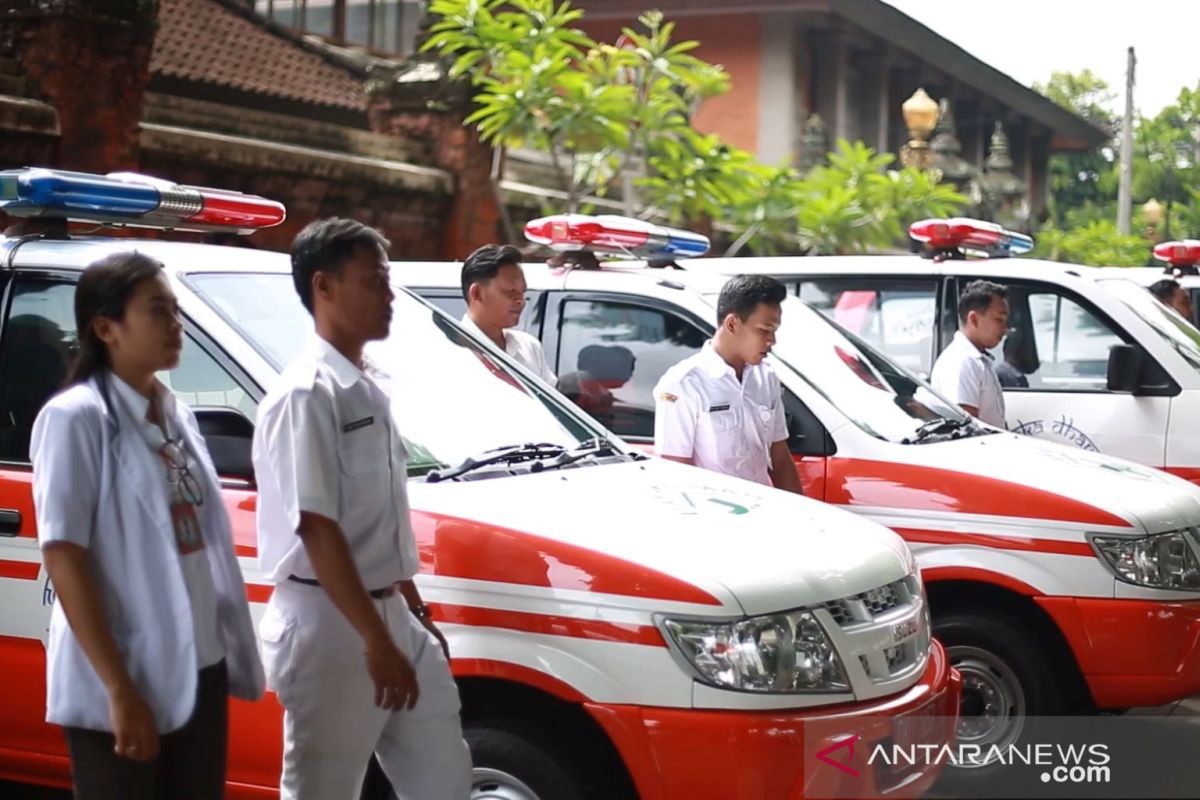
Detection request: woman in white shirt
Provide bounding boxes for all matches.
[30,252,264,800]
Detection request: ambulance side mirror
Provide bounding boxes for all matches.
[193,407,255,487]
[1106,344,1141,393]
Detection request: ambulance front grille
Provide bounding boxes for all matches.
[822,575,918,627]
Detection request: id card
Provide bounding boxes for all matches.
[170,502,205,555]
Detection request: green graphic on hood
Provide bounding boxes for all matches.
[655,485,762,517]
[707,498,749,515]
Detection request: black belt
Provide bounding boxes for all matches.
[287,575,398,599]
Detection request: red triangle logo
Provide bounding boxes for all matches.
[816,734,861,778]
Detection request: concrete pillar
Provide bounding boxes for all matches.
[756,12,796,165]
[813,29,850,144]
[858,50,892,155]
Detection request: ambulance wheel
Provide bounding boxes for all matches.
[935,610,1065,774]
[467,719,587,800]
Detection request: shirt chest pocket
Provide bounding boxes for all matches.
[339,426,390,478]
[700,406,744,439]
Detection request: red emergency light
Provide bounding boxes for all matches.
[908,217,1033,258]
[524,213,710,259]
[1153,240,1200,270]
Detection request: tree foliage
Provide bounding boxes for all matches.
[424,0,967,253]
[1035,71,1200,265]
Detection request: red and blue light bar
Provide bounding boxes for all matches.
[524,213,710,259]
[908,217,1033,258]
[0,168,285,234]
[1153,240,1200,270]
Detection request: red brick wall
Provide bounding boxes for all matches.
[133,154,453,256]
[9,9,155,172]
[369,95,505,261]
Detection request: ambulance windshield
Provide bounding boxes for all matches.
[189,273,604,477]
[768,297,981,443]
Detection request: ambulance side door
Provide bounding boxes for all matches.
[541,290,833,497]
[956,274,1173,464]
[0,268,80,764]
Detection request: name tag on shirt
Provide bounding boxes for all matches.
[170,502,205,556]
[708,403,731,412]
[343,416,375,433]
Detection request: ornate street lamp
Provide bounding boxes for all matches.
[1143,197,1165,241]
[900,88,940,171]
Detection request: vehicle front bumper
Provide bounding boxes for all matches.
[585,639,961,800]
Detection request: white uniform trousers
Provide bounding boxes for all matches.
[260,580,472,800]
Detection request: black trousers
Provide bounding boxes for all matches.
[64,660,228,800]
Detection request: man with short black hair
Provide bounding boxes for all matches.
[653,274,803,494]
[254,218,471,799]
[930,279,1010,428]
[460,244,555,384]
[1149,278,1195,321]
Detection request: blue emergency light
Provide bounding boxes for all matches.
[0,168,286,233]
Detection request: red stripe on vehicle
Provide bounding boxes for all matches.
[1163,467,1200,486]
[411,511,724,606]
[826,458,1133,528]
[896,528,1095,557]
[0,560,39,580]
[246,584,273,603]
[430,603,666,647]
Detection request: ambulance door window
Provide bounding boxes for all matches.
[157,333,259,423]
[0,276,77,463]
[798,278,939,378]
[986,281,1126,392]
[554,297,707,439]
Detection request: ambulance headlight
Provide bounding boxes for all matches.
[659,610,849,692]
[1091,530,1200,590]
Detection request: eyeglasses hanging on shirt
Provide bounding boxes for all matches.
[158,437,204,508]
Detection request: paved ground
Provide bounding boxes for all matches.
[1126,695,1200,716]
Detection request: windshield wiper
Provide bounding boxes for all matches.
[528,437,628,473]
[425,443,566,483]
[902,416,974,444]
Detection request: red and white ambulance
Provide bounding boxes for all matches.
[402,213,1200,768]
[686,219,1200,488]
[0,170,957,799]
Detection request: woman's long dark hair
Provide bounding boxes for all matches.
[65,252,166,386]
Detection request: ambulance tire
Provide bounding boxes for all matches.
[934,610,1066,783]
[465,719,588,800]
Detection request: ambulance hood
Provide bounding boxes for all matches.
[906,431,1200,533]
[408,458,913,617]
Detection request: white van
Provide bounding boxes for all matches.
[686,223,1200,486]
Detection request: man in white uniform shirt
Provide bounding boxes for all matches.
[459,244,556,385]
[929,279,1010,429]
[253,218,470,799]
[653,275,804,494]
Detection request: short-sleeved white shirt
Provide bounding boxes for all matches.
[110,376,224,669]
[653,342,789,485]
[253,337,419,589]
[460,314,556,385]
[930,331,1007,428]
